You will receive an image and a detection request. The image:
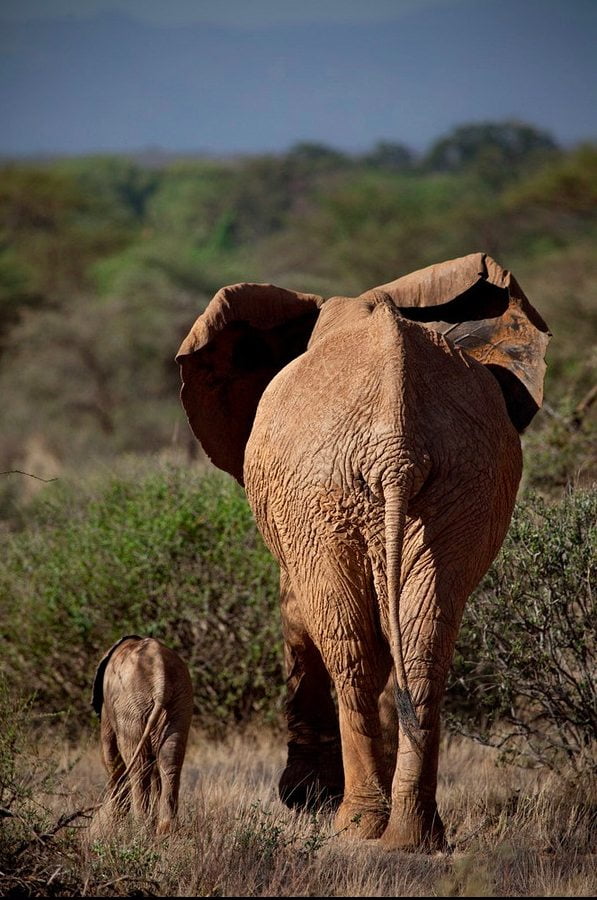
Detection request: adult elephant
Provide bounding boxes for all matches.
[176,253,550,851]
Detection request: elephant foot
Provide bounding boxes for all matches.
[279,738,344,811]
[379,798,447,853]
[332,775,390,840]
[333,794,389,839]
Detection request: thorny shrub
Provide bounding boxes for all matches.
[448,487,596,773]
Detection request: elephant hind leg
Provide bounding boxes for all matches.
[100,715,129,812]
[90,716,129,839]
[381,488,514,852]
[278,569,344,812]
[290,558,392,839]
[155,732,186,835]
[128,754,154,824]
[379,571,461,851]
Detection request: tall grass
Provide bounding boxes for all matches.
[1,707,594,897]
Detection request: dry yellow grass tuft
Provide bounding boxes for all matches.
[2,727,594,897]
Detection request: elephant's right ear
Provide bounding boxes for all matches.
[176,283,324,484]
[366,253,551,431]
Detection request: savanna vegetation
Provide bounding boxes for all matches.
[1,120,595,896]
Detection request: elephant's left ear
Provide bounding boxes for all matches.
[91,635,143,717]
[176,283,324,484]
[366,253,551,431]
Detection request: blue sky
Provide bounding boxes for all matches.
[0,0,462,26]
[1,0,595,156]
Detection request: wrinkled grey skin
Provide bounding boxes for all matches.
[91,635,193,835]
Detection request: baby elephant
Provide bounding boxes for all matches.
[91,635,193,835]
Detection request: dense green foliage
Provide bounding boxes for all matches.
[1,464,281,734]
[449,488,596,773]
[0,123,595,503]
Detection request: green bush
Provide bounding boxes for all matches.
[3,459,595,773]
[447,487,596,773]
[0,462,282,735]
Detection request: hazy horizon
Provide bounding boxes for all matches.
[1,0,596,157]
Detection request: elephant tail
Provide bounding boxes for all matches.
[383,467,422,751]
[110,699,164,803]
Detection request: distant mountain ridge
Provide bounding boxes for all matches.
[1,0,595,156]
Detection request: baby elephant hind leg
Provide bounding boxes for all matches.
[90,716,128,839]
[155,727,190,835]
[128,750,154,826]
[100,715,128,808]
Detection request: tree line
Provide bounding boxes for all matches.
[0,119,595,517]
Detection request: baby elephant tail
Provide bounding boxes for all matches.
[111,698,164,801]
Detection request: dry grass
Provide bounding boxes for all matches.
[1,727,595,897]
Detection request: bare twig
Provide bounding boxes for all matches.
[0,469,58,482]
[13,806,98,858]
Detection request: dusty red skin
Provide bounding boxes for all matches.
[176,252,550,851]
[92,636,193,836]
